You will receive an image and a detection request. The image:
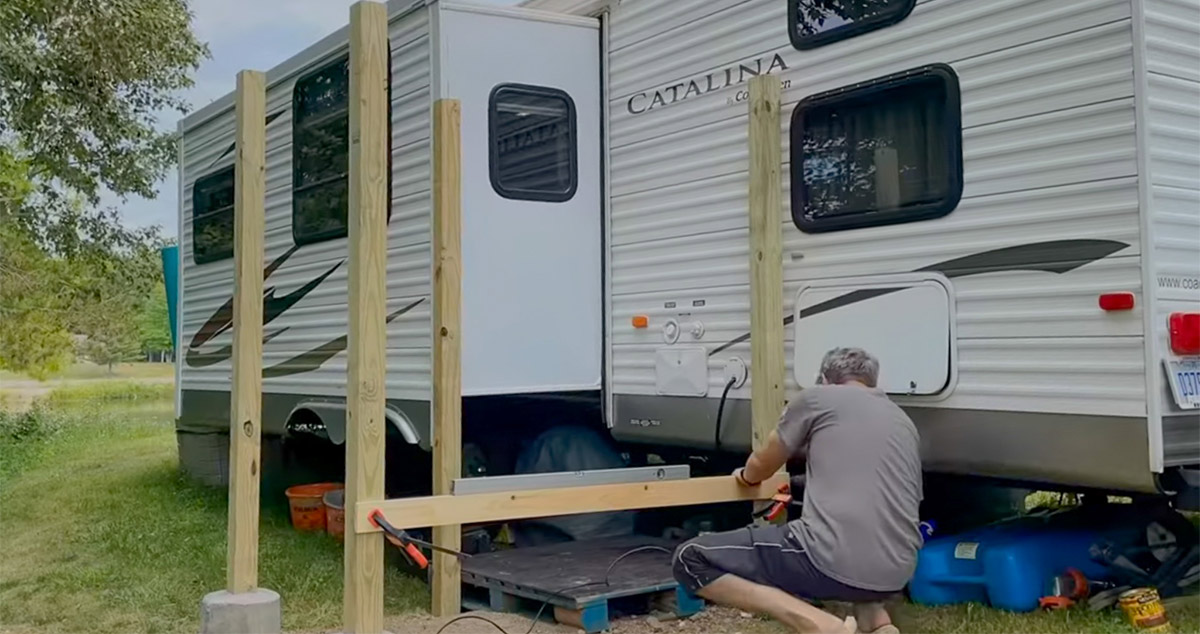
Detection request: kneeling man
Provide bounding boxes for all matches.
[673,348,922,634]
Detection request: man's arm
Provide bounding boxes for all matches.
[736,429,790,485]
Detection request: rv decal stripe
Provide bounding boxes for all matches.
[261,298,425,378]
[185,327,291,368]
[186,246,342,368]
[208,110,286,169]
[187,245,301,352]
[709,239,1130,357]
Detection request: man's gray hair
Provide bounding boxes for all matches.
[819,347,880,387]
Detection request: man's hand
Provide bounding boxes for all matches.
[733,467,758,487]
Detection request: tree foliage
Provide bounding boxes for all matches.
[0,0,204,377]
[138,283,173,356]
[0,0,208,201]
[792,0,903,37]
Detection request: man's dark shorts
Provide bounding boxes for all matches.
[672,523,898,602]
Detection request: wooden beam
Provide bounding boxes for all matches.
[226,68,266,594]
[343,2,389,633]
[354,474,789,533]
[431,98,463,618]
[747,75,785,452]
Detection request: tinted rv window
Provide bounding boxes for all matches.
[192,167,235,264]
[292,57,350,245]
[788,0,916,50]
[790,64,962,233]
[489,84,577,202]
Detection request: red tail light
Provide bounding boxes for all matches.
[1098,292,1135,311]
[1168,312,1200,356]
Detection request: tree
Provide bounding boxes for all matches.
[0,0,208,202]
[0,0,206,378]
[0,219,73,379]
[137,277,174,359]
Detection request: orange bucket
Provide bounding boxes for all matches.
[285,483,342,532]
[324,489,346,541]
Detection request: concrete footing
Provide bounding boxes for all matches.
[200,589,281,634]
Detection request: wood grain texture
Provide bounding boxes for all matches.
[747,75,785,452]
[227,69,266,594]
[354,474,789,533]
[431,98,463,618]
[343,3,388,632]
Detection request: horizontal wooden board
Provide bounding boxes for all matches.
[354,474,788,533]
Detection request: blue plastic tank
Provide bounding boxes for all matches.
[909,518,1111,612]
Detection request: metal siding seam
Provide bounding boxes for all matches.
[1131,0,1165,474]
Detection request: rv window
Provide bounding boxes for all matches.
[790,64,962,233]
[788,0,916,50]
[489,84,577,202]
[192,167,235,264]
[292,57,350,245]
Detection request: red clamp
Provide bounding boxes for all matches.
[754,481,793,522]
[368,509,468,570]
[369,509,429,569]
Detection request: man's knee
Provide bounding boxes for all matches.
[672,530,748,592]
[671,537,705,589]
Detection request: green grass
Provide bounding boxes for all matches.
[1,390,1196,634]
[40,381,173,406]
[0,396,426,634]
[0,361,174,383]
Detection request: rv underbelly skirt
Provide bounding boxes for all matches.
[611,394,1158,494]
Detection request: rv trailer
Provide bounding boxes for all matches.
[176,0,1200,501]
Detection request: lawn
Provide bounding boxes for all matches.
[0,393,426,634]
[1,388,1196,634]
[0,361,175,383]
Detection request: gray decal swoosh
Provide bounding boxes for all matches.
[208,110,286,170]
[185,327,291,368]
[262,298,426,378]
[709,239,1130,356]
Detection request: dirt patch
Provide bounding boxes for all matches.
[348,606,792,634]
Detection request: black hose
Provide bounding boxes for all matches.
[713,376,738,453]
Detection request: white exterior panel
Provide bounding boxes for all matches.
[439,6,603,395]
[1141,0,1200,466]
[606,0,1145,419]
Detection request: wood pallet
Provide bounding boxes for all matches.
[461,536,705,633]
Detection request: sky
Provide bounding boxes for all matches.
[111,0,523,235]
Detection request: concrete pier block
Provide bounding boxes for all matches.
[200,589,281,634]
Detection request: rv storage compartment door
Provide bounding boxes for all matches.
[793,275,954,396]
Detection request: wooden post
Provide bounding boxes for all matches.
[343,2,388,632]
[431,98,463,618]
[227,69,266,594]
[747,75,785,452]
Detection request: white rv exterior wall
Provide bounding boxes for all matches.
[1140,0,1200,466]
[605,0,1147,417]
[179,7,434,407]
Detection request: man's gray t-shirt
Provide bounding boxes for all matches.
[776,384,923,592]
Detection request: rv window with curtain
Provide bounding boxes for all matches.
[489,84,577,202]
[788,0,916,50]
[192,166,235,264]
[790,64,962,233]
[292,57,350,245]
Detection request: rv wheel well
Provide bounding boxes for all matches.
[285,407,326,438]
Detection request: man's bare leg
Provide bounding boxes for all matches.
[853,602,894,633]
[695,573,856,634]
